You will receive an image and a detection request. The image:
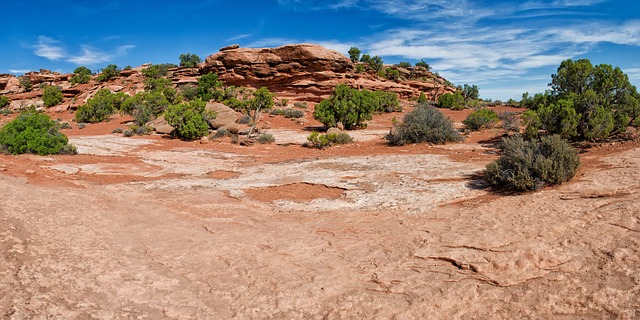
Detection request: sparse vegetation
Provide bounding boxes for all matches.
[397,62,412,68]
[19,77,32,91]
[306,131,352,149]
[42,86,63,107]
[96,64,120,82]
[284,109,304,118]
[69,66,92,85]
[415,60,431,71]
[463,108,499,131]
[120,91,170,125]
[179,53,201,68]
[141,64,175,78]
[0,108,76,155]
[294,102,308,109]
[257,133,276,144]
[485,135,580,191]
[499,111,520,134]
[417,92,428,103]
[386,104,462,145]
[384,68,400,81]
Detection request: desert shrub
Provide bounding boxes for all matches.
[112,128,123,134]
[75,89,127,123]
[294,102,308,109]
[355,64,366,73]
[42,86,64,107]
[164,100,210,140]
[415,60,431,70]
[238,114,252,124]
[463,108,499,131]
[269,108,285,116]
[0,109,13,116]
[348,47,361,63]
[275,98,289,107]
[284,109,304,118]
[0,109,74,155]
[179,53,201,68]
[0,96,9,109]
[368,56,384,72]
[417,92,428,103]
[121,91,170,125]
[386,104,462,145]
[197,72,224,102]
[57,121,72,129]
[77,123,86,129]
[96,64,120,82]
[499,111,520,133]
[179,84,198,101]
[19,77,32,91]
[69,66,92,85]
[213,127,229,139]
[141,64,173,78]
[437,92,465,110]
[257,133,276,144]
[374,90,401,112]
[485,135,580,191]
[313,84,376,129]
[384,68,400,81]
[306,132,352,149]
[123,65,132,70]
[144,77,177,102]
[123,130,134,137]
[398,62,412,68]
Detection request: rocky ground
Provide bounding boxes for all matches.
[1,104,639,319]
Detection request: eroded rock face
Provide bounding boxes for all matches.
[201,44,454,101]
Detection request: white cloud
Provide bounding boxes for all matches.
[33,36,66,60]
[9,69,32,74]
[116,44,136,56]
[227,33,254,42]
[67,46,112,65]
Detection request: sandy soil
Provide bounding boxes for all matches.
[1,107,639,319]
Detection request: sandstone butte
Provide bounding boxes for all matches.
[0,43,455,110]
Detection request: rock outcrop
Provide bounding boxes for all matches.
[201,44,455,101]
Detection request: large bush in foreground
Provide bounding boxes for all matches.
[0,109,75,155]
[485,135,580,191]
[386,104,462,145]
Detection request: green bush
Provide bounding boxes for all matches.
[374,90,401,112]
[257,133,276,144]
[0,109,75,155]
[313,84,376,129]
[485,135,580,191]
[306,132,352,149]
[96,64,120,82]
[398,62,412,68]
[384,68,400,81]
[121,91,170,125]
[417,92,428,103]
[42,86,63,107]
[499,111,520,133]
[415,60,430,70]
[294,102,308,109]
[164,100,210,140]
[69,66,92,85]
[179,53,201,68]
[348,47,361,63]
[437,92,465,110]
[463,108,499,131]
[179,84,198,101]
[284,109,304,118]
[0,96,9,109]
[144,77,177,103]
[522,59,640,140]
[141,64,175,78]
[75,89,128,123]
[197,72,224,102]
[386,104,462,145]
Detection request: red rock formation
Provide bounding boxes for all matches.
[201,44,455,101]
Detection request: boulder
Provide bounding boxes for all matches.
[147,114,175,134]
[327,127,342,135]
[219,124,241,134]
[205,102,238,129]
[220,44,240,51]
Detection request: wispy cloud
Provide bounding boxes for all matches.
[276,0,358,10]
[9,69,32,74]
[227,33,254,42]
[33,36,66,60]
[31,36,135,66]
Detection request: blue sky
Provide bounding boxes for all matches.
[2,0,639,101]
